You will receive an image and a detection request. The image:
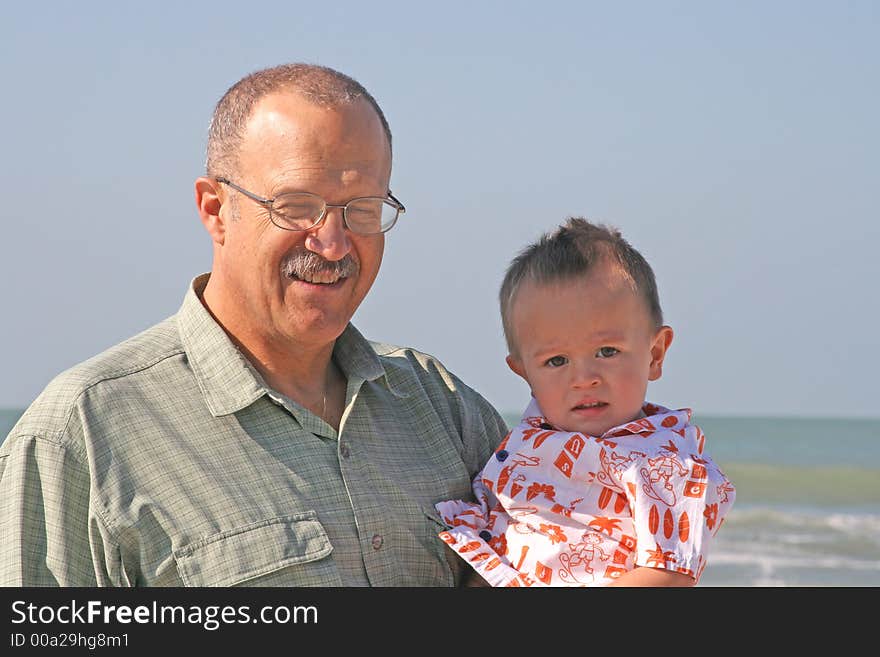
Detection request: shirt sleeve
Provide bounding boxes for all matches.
[614,434,733,581]
[455,379,510,480]
[0,434,124,586]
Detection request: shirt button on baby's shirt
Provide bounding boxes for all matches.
[496,450,509,462]
[540,423,554,430]
[479,530,492,542]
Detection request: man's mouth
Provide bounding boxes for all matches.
[291,271,347,285]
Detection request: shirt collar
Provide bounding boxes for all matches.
[177,274,266,416]
[177,273,388,417]
[332,321,386,386]
[519,396,692,437]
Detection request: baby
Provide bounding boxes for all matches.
[435,218,735,586]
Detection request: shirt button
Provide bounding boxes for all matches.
[371,534,383,550]
[340,445,350,459]
[479,530,492,542]
[496,449,509,462]
[539,422,554,430]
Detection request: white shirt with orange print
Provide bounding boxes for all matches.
[435,397,736,587]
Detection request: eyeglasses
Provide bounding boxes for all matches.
[215,177,405,235]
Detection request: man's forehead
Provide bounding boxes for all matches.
[263,163,384,193]
[247,91,382,141]
[238,92,391,186]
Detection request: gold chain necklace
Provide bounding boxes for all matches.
[321,362,333,421]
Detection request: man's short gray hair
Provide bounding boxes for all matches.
[206,62,392,177]
[499,217,664,355]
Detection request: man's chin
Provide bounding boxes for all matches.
[279,306,355,344]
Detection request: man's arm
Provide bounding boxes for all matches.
[607,566,695,587]
[458,385,510,477]
[0,435,114,586]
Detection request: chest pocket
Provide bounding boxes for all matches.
[173,511,342,586]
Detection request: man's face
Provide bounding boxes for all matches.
[506,261,672,436]
[215,91,391,351]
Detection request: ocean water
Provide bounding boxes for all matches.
[2,408,878,587]
[688,415,880,587]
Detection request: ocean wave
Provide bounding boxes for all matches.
[701,550,880,587]
[723,506,880,545]
[709,550,880,571]
[700,505,880,586]
[726,506,880,530]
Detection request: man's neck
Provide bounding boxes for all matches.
[248,340,336,401]
[199,277,343,412]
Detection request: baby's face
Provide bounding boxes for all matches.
[506,261,672,436]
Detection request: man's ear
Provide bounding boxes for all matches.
[506,354,527,381]
[648,325,674,381]
[195,176,227,245]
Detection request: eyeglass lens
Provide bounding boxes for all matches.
[272,193,398,234]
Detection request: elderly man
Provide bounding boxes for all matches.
[0,64,507,586]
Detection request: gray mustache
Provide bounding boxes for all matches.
[281,251,359,280]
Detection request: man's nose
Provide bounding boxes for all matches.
[305,206,352,261]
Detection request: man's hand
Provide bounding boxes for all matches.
[460,570,492,587]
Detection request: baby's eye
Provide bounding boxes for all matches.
[596,346,619,358]
[545,355,568,367]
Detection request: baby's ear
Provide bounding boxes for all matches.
[648,326,674,381]
[506,354,527,381]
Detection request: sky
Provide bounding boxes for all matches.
[1,1,877,418]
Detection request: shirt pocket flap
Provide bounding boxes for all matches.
[174,512,333,587]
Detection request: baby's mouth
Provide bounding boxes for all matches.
[572,401,607,410]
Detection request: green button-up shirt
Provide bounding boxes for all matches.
[0,274,508,586]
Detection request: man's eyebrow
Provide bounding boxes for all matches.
[270,184,311,196]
